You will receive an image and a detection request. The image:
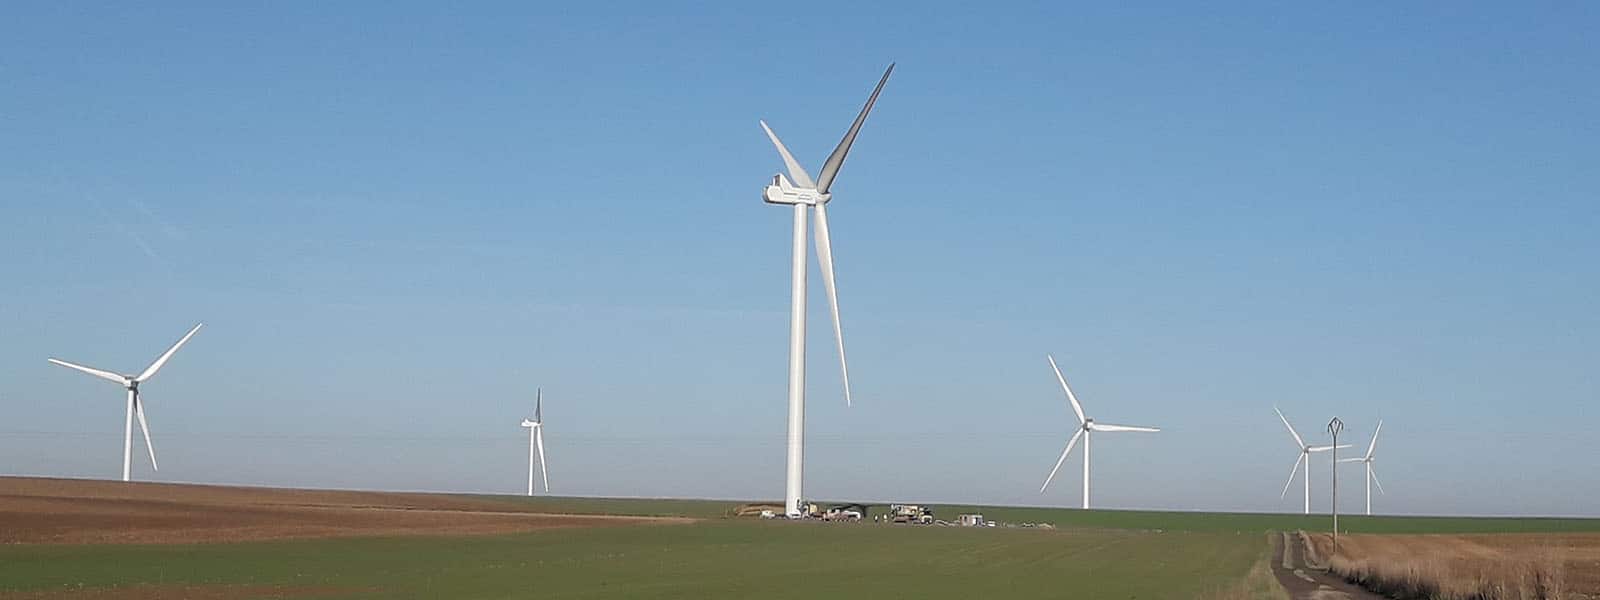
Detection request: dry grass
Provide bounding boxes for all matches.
[1198,536,1292,600]
[1310,532,1597,600]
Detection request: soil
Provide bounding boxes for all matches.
[0,476,690,545]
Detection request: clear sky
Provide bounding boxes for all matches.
[2,3,1596,516]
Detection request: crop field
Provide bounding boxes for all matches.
[0,521,1280,599]
[1312,532,1600,599]
[5,477,1599,599]
[0,477,685,545]
[0,478,1280,599]
[488,495,1600,535]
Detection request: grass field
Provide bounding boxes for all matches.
[1,522,1271,599]
[6,478,1598,599]
[487,494,1600,534]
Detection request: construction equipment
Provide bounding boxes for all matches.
[888,504,934,525]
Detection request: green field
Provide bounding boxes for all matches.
[0,521,1271,599]
[9,493,1596,599]
[483,494,1600,534]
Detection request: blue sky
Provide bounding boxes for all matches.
[2,3,1596,516]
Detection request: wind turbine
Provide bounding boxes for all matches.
[1038,354,1160,509]
[759,64,892,517]
[47,323,204,482]
[1338,420,1384,515]
[519,388,549,496]
[1275,407,1350,515]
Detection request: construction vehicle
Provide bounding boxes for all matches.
[888,504,934,525]
[821,503,866,522]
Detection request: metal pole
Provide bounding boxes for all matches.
[1327,417,1343,560]
[123,387,136,482]
[1082,429,1091,510]
[784,203,809,518]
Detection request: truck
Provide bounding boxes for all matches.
[823,504,865,522]
[888,504,934,525]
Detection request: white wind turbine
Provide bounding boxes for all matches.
[1275,406,1350,515]
[759,64,893,517]
[520,388,549,497]
[1038,355,1160,509]
[1338,420,1384,515]
[47,323,204,482]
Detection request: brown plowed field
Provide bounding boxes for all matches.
[0,477,689,545]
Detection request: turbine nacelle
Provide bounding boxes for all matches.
[763,174,829,206]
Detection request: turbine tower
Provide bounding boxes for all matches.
[47,323,204,482]
[759,64,892,518]
[520,388,549,497]
[1338,420,1384,515]
[1275,407,1350,515]
[1038,355,1160,509]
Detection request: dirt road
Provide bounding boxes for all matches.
[1271,531,1385,600]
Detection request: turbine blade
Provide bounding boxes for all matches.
[535,388,542,423]
[134,394,157,471]
[1088,423,1160,433]
[136,323,203,383]
[813,201,851,406]
[1046,355,1087,424]
[535,427,549,493]
[47,358,129,385]
[1366,420,1382,459]
[759,120,815,188]
[1039,428,1084,493]
[1280,455,1303,499]
[1370,466,1385,495]
[1307,444,1353,452]
[815,63,894,195]
[1274,406,1306,449]
[1337,458,1365,463]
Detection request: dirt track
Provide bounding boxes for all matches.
[1271,531,1385,600]
[0,477,689,545]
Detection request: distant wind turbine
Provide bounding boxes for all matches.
[1275,406,1350,515]
[1338,420,1384,515]
[1038,355,1160,509]
[520,389,549,496]
[759,64,893,517]
[47,323,204,482]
